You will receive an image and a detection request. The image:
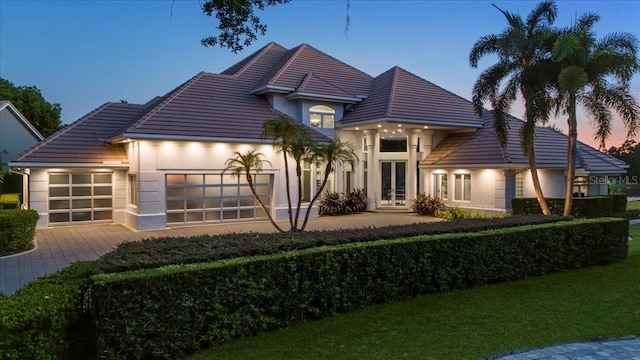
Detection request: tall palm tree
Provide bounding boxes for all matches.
[300,138,357,231]
[262,115,305,230]
[288,134,314,230]
[469,1,558,215]
[551,13,640,216]
[224,150,284,232]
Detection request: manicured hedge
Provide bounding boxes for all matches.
[90,218,628,360]
[94,215,570,273]
[512,196,616,217]
[610,193,628,213]
[0,209,38,256]
[0,262,96,360]
[0,193,20,209]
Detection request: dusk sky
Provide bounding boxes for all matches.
[1,0,639,149]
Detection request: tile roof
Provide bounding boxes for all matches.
[292,72,357,100]
[12,103,146,166]
[253,44,373,97]
[341,67,483,128]
[421,112,628,174]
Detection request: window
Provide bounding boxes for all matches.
[454,174,471,201]
[129,174,138,206]
[363,160,368,192]
[301,161,312,202]
[343,162,353,192]
[309,105,335,129]
[317,164,333,193]
[515,171,524,198]
[434,173,447,199]
[380,138,407,152]
[573,176,588,197]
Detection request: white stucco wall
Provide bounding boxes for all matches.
[521,169,566,198]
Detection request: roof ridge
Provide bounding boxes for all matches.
[298,72,313,89]
[14,102,114,161]
[299,72,353,96]
[269,44,307,85]
[233,42,278,77]
[127,72,207,132]
[385,66,401,117]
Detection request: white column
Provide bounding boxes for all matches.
[363,129,377,210]
[407,129,420,206]
[420,130,434,196]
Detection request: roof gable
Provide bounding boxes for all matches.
[253,44,373,97]
[0,101,44,141]
[341,67,482,128]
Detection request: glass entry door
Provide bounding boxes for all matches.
[380,161,406,206]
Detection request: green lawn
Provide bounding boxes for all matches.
[628,200,640,211]
[189,225,640,360]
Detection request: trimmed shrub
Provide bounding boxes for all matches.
[411,193,445,216]
[437,206,507,220]
[94,215,570,274]
[0,209,38,256]
[344,189,367,213]
[0,262,96,360]
[90,218,628,359]
[512,196,615,218]
[610,193,628,213]
[0,193,20,209]
[318,191,345,215]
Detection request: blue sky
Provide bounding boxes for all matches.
[1,0,639,148]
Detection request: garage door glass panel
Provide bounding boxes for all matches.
[48,172,113,225]
[166,173,273,225]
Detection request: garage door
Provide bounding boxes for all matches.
[48,172,113,224]
[166,173,272,224]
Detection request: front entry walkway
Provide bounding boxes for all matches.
[0,212,439,295]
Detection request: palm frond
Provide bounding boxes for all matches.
[525,0,558,32]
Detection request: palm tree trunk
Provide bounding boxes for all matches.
[282,153,294,231]
[528,151,552,215]
[563,95,578,217]
[301,163,332,231]
[294,162,303,231]
[247,173,284,233]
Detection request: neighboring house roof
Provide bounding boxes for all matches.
[422,112,628,174]
[252,44,373,98]
[0,101,45,141]
[12,102,146,167]
[340,67,483,128]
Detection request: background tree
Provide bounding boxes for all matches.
[469,1,558,215]
[0,78,62,137]
[224,150,284,232]
[551,13,640,215]
[607,139,640,195]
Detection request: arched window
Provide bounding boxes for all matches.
[309,105,335,129]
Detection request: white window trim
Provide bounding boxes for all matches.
[453,173,472,202]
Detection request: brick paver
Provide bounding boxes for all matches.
[487,336,640,359]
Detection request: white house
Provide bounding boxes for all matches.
[10,43,627,229]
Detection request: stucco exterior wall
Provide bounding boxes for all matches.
[521,169,566,198]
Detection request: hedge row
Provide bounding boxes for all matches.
[512,195,627,217]
[0,262,96,360]
[95,215,569,273]
[0,209,38,256]
[90,218,628,359]
[0,193,20,209]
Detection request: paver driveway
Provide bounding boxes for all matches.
[0,212,440,295]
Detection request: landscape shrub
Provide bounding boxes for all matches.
[0,209,39,256]
[512,196,616,217]
[0,193,20,209]
[410,193,445,216]
[344,188,367,213]
[610,193,628,213]
[437,206,506,220]
[94,215,570,274]
[318,191,345,215]
[90,218,628,359]
[0,262,96,360]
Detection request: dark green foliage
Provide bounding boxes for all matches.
[411,193,445,216]
[0,173,23,194]
[610,193,628,213]
[90,218,628,359]
[94,215,569,274]
[0,78,61,137]
[512,196,617,217]
[0,262,96,360]
[0,193,21,209]
[0,209,38,256]
[343,188,367,213]
[438,206,506,220]
[318,191,345,215]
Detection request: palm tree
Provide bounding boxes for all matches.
[300,138,357,231]
[224,150,284,232]
[262,115,306,230]
[469,1,558,215]
[551,13,640,216]
[288,134,314,230]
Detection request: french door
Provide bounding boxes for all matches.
[380,161,406,206]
